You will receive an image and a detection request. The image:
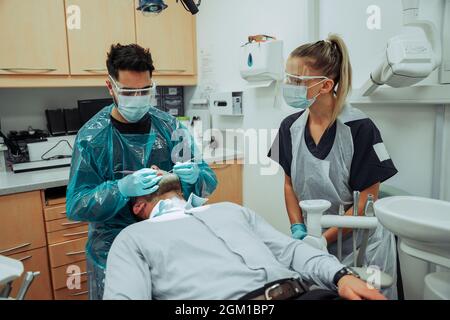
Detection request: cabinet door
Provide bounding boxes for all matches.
[8,247,53,300]
[135,0,196,75]
[66,0,136,75]
[0,191,47,256]
[0,0,69,75]
[208,164,243,205]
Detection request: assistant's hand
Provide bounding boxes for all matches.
[173,162,200,185]
[118,168,162,197]
[291,223,308,240]
[337,276,387,300]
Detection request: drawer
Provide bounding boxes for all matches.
[44,204,67,221]
[47,224,89,245]
[8,247,53,300]
[46,217,87,233]
[0,191,47,255]
[54,280,88,300]
[51,260,87,290]
[48,237,87,268]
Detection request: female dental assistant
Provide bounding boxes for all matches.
[66,44,217,300]
[268,35,398,282]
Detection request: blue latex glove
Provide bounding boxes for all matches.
[173,162,200,185]
[291,223,308,240]
[117,168,162,197]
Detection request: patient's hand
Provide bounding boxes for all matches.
[337,276,387,300]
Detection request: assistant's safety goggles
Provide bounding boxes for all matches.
[284,72,329,87]
[109,75,157,97]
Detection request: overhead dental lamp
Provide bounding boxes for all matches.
[137,0,201,15]
[361,0,442,96]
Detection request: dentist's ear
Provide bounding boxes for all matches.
[106,79,114,97]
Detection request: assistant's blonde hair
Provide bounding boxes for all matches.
[289,34,352,125]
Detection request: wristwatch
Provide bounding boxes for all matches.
[333,267,360,286]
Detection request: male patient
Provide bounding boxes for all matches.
[103,172,386,300]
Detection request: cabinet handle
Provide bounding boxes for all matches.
[61,221,82,226]
[83,68,107,72]
[0,67,57,73]
[155,69,187,73]
[71,271,88,277]
[209,164,232,170]
[0,242,31,255]
[70,290,88,296]
[66,250,85,256]
[63,231,88,237]
[18,255,32,262]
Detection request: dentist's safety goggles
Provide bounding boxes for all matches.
[109,75,157,97]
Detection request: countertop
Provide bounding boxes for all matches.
[0,148,244,196]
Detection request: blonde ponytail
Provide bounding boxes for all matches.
[289,33,353,126]
[327,34,352,124]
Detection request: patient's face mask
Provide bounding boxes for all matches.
[109,75,157,122]
[282,73,328,109]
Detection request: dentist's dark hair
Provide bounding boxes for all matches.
[289,34,352,125]
[106,43,155,80]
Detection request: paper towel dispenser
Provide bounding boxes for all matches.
[240,39,284,87]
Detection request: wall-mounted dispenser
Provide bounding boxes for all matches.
[209,92,243,116]
[240,36,284,88]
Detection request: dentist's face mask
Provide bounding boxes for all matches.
[282,73,329,109]
[109,75,157,123]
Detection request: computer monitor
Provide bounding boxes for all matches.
[78,98,113,126]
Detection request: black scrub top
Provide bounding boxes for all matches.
[268,110,398,192]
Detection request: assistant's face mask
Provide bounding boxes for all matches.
[282,73,328,109]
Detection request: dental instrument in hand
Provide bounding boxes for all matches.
[167,156,198,173]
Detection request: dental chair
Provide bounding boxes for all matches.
[299,195,395,293]
[0,255,40,300]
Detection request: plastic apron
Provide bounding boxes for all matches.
[289,106,397,299]
[66,105,217,299]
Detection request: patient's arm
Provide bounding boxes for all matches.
[243,208,344,290]
[103,231,152,300]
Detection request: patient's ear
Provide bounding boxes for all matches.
[133,201,146,217]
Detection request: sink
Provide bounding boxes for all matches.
[374,196,450,245]
[374,196,450,299]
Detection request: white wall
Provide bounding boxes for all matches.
[186,0,450,234]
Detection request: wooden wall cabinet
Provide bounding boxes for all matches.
[0,0,198,87]
[0,0,69,75]
[65,0,137,75]
[135,0,197,75]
